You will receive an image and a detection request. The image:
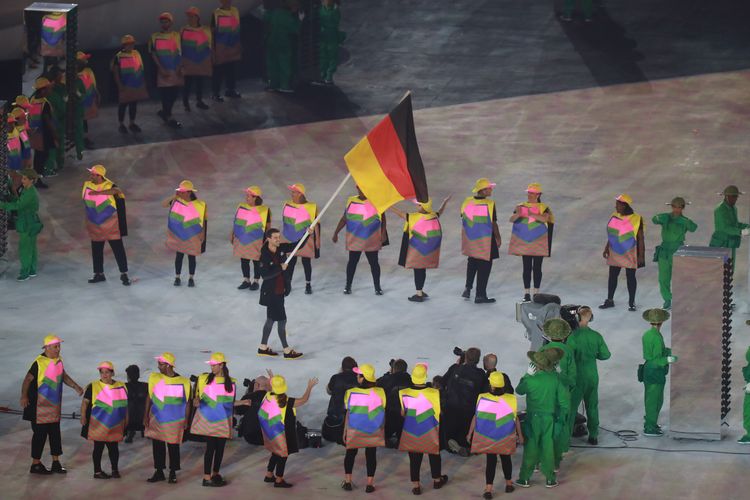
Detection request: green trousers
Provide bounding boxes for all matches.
[266,45,293,91]
[319,40,339,81]
[657,254,673,303]
[18,232,38,277]
[74,112,85,157]
[643,382,664,432]
[740,393,750,442]
[552,386,571,466]
[519,413,556,482]
[570,380,600,439]
[563,0,593,17]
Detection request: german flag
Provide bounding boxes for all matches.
[344,93,428,213]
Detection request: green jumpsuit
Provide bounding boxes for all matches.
[540,341,576,465]
[319,4,342,82]
[709,200,748,274]
[264,8,300,91]
[641,326,670,434]
[517,371,569,483]
[740,347,750,443]
[0,186,42,279]
[652,213,697,308]
[566,326,611,440]
[46,83,67,174]
[73,77,86,159]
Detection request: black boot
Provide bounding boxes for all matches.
[147,470,166,483]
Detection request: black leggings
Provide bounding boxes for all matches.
[175,252,196,275]
[607,266,637,304]
[346,251,381,288]
[93,441,119,472]
[152,439,180,471]
[241,258,262,279]
[117,102,137,123]
[344,447,377,476]
[485,454,512,485]
[212,63,236,94]
[414,268,426,290]
[183,75,205,102]
[160,86,180,116]
[522,255,544,289]
[465,257,493,297]
[287,256,312,282]
[262,318,288,348]
[91,239,128,274]
[267,453,288,476]
[31,422,62,459]
[204,437,226,475]
[408,452,441,482]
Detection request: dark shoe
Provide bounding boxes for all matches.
[628,304,636,312]
[147,470,166,482]
[196,100,210,110]
[447,439,469,457]
[94,471,111,479]
[167,119,182,129]
[408,294,425,303]
[374,288,383,296]
[412,486,422,495]
[588,437,598,445]
[264,475,276,483]
[238,281,251,290]
[168,471,177,484]
[120,274,131,286]
[257,347,279,357]
[50,461,67,474]
[474,296,496,304]
[598,299,615,309]
[188,278,195,288]
[343,287,352,295]
[461,287,471,299]
[36,179,49,189]
[305,283,312,294]
[225,90,242,98]
[129,123,141,133]
[211,474,227,486]
[433,475,448,489]
[545,480,559,488]
[278,88,295,94]
[203,479,215,487]
[173,277,181,286]
[341,481,353,491]
[249,281,260,290]
[124,431,134,443]
[212,95,225,102]
[30,463,53,475]
[505,484,515,493]
[523,293,532,302]
[183,101,191,113]
[366,485,375,493]
[17,275,30,282]
[643,428,664,437]
[111,470,121,478]
[274,479,293,488]
[157,110,167,122]
[514,479,530,488]
[284,349,303,360]
[483,492,493,499]
[118,124,128,134]
[88,274,106,284]
[422,292,430,298]
[324,79,334,85]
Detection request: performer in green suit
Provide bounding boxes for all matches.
[652,197,697,309]
[709,185,749,275]
[265,1,302,93]
[641,308,676,437]
[318,0,344,84]
[0,169,43,281]
[739,326,750,445]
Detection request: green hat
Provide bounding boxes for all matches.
[20,168,38,180]
[721,185,743,196]
[668,197,687,208]
[643,308,670,324]
[527,348,563,372]
[746,319,750,326]
[542,318,572,341]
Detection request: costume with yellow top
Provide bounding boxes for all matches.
[462,178,500,302]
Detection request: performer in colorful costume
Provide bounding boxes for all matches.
[640,308,677,437]
[467,371,523,498]
[40,12,66,60]
[341,364,386,493]
[111,35,148,133]
[164,180,207,287]
[281,183,320,294]
[212,0,242,100]
[232,185,270,290]
[80,361,128,479]
[181,7,212,111]
[599,194,645,311]
[28,77,55,187]
[75,51,99,155]
[652,197,697,309]
[709,185,749,275]
[20,335,83,474]
[739,320,750,444]
[260,375,318,488]
[150,12,184,128]
[0,169,43,281]
[82,165,131,285]
[144,352,191,484]
[508,183,554,302]
[462,178,502,303]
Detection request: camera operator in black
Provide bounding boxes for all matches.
[483,353,514,394]
[322,357,358,443]
[442,347,486,455]
[124,364,148,443]
[238,375,272,445]
[377,359,411,445]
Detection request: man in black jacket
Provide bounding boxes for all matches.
[483,353,514,394]
[323,356,358,442]
[442,347,486,455]
[377,359,411,445]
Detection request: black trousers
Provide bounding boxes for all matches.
[344,447,377,476]
[204,437,226,475]
[241,258,262,279]
[33,148,48,176]
[175,252,197,275]
[31,422,62,459]
[160,86,180,116]
[414,268,426,290]
[522,255,544,289]
[408,452,441,482]
[91,239,128,274]
[152,439,180,471]
[346,251,381,289]
[442,407,473,448]
[183,75,205,102]
[287,256,312,282]
[212,63,236,94]
[117,103,138,122]
[607,266,637,304]
[93,441,119,472]
[267,453,288,476]
[486,454,512,484]
[465,257,493,297]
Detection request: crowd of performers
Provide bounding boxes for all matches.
[7,0,344,185]
[19,315,750,494]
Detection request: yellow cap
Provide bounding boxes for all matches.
[15,95,30,109]
[121,34,136,45]
[176,180,197,192]
[6,114,16,124]
[34,77,51,90]
[186,6,201,17]
[11,107,26,119]
[616,193,633,205]
[76,51,91,61]
[410,363,428,385]
[206,352,227,365]
[245,185,262,196]
[489,371,505,389]
[271,375,287,394]
[159,12,174,22]
[98,361,115,371]
[472,178,496,194]
[88,165,107,177]
[526,183,542,194]
[155,352,176,366]
[413,198,433,213]
[287,183,306,195]
[42,335,63,347]
[353,364,376,383]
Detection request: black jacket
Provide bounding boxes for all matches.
[259,244,290,305]
[443,363,487,410]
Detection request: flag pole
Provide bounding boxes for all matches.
[284,172,352,264]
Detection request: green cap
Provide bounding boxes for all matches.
[722,185,743,196]
[643,308,670,324]
[527,348,564,372]
[542,318,572,341]
[668,197,687,208]
[20,168,38,180]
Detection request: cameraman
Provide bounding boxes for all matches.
[322,357,358,443]
[443,347,486,455]
[483,353,514,394]
[238,374,272,445]
[377,359,411,445]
